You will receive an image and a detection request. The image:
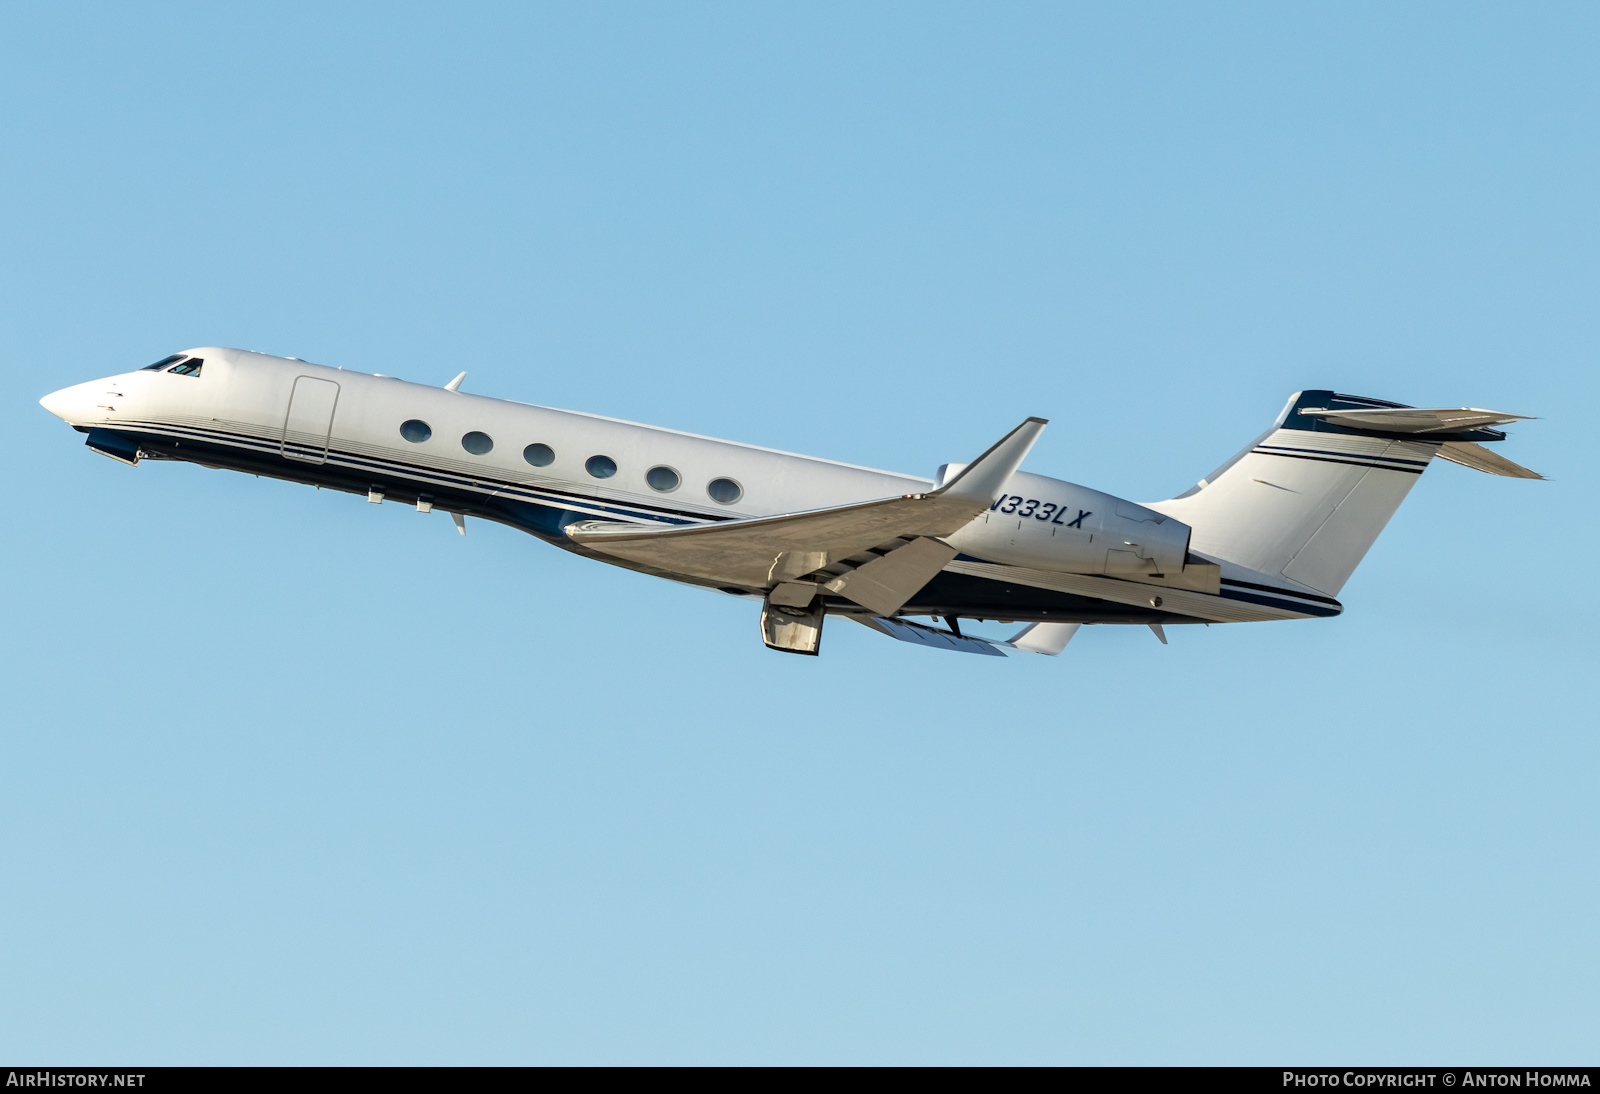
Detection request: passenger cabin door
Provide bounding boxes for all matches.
[281,376,339,464]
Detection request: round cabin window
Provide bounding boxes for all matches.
[706,477,743,504]
[645,466,681,492]
[461,431,494,455]
[585,455,617,479]
[399,420,432,443]
[523,443,555,467]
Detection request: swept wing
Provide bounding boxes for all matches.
[567,417,1046,612]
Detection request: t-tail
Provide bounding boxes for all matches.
[1151,391,1542,597]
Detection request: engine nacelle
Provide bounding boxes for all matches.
[940,467,1192,576]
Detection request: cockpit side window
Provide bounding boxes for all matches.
[167,358,203,377]
[142,355,186,371]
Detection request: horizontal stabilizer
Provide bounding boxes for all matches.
[567,417,1046,591]
[853,616,1007,656]
[1298,406,1532,434]
[1434,441,1545,479]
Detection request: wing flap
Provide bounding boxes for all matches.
[822,537,960,616]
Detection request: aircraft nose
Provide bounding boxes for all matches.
[39,381,97,424]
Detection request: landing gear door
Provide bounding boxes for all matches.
[281,376,340,464]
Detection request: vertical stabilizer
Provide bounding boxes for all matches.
[1149,391,1526,596]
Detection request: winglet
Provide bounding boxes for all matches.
[445,372,467,392]
[936,417,1047,504]
[1007,621,1080,655]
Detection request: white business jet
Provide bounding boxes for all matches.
[40,348,1541,656]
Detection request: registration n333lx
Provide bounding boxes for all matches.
[41,349,1541,657]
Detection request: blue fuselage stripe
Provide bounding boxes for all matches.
[114,420,1344,619]
[119,419,715,526]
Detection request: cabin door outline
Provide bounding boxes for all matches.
[281,376,340,464]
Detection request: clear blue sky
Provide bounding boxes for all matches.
[2,1,1595,1065]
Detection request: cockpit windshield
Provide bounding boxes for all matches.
[138,354,203,376]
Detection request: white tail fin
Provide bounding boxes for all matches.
[1150,391,1538,597]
